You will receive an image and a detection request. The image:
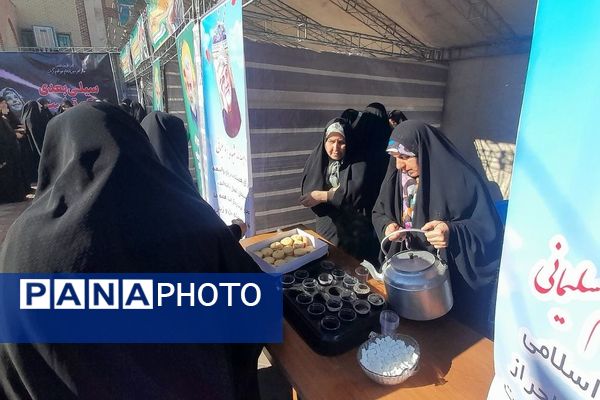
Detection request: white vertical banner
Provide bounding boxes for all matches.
[200,0,254,235]
[488,2,600,399]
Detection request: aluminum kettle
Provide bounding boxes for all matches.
[361,229,453,321]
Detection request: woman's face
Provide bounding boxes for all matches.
[0,100,7,112]
[393,153,419,177]
[325,132,346,160]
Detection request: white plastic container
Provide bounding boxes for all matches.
[244,228,329,275]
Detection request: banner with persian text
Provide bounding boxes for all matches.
[0,53,117,113]
[488,2,600,399]
[200,0,254,235]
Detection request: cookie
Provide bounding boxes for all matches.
[272,250,285,260]
[261,248,274,257]
[263,257,275,265]
[280,237,294,246]
[270,241,284,250]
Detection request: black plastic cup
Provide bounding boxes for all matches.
[367,293,385,309]
[353,299,371,316]
[326,298,343,313]
[320,315,341,331]
[293,269,309,280]
[338,308,357,323]
[295,292,313,307]
[280,274,295,288]
[327,286,343,299]
[331,269,346,282]
[307,303,326,319]
[340,289,357,305]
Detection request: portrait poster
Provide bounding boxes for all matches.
[200,0,254,234]
[176,21,207,197]
[146,0,184,51]
[130,16,150,68]
[0,53,117,113]
[119,43,133,77]
[487,2,600,400]
[152,57,164,111]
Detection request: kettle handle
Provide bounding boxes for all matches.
[381,228,426,259]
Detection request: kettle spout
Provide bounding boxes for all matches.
[360,260,383,282]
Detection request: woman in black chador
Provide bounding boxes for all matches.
[141,111,247,239]
[20,100,50,183]
[0,102,262,400]
[372,120,504,337]
[300,117,380,264]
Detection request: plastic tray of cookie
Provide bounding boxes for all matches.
[244,229,329,275]
[281,259,387,356]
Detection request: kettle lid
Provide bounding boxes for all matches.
[389,250,436,273]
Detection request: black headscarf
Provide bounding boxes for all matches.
[350,103,393,213]
[301,118,379,262]
[131,100,147,123]
[0,102,261,400]
[141,111,195,191]
[20,100,46,155]
[372,121,503,334]
[140,111,245,240]
[0,118,28,203]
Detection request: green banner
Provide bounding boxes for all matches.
[176,21,207,197]
[130,16,150,68]
[152,58,164,111]
[146,0,184,51]
[119,43,132,77]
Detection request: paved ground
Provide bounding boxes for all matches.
[0,199,292,400]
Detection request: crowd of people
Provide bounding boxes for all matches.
[0,95,504,397]
[0,97,150,204]
[300,102,504,336]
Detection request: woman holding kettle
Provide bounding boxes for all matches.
[372,120,504,337]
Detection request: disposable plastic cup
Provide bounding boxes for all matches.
[332,269,346,281]
[338,308,357,323]
[320,315,341,331]
[380,310,400,336]
[293,269,309,280]
[326,298,343,313]
[354,266,370,283]
[281,274,295,288]
[317,273,333,286]
[307,303,326,319]
[343,275,358,290]
[295,292,313,307]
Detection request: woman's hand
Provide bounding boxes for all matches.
[231,218,247,237]
[384,222,406,241]
[299,191,327,207]
[421,220,450,249]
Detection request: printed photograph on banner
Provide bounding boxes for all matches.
[146,0,184,51]
[200,0,254,234]
[130,17,150,68]
[176,21,206,197]
[488,3,600,400]
[152,58,164,111]
[120,43,133,77]
[0,53,117,112]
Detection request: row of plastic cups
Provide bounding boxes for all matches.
[321,261,371,283]
[295,291,376,316]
